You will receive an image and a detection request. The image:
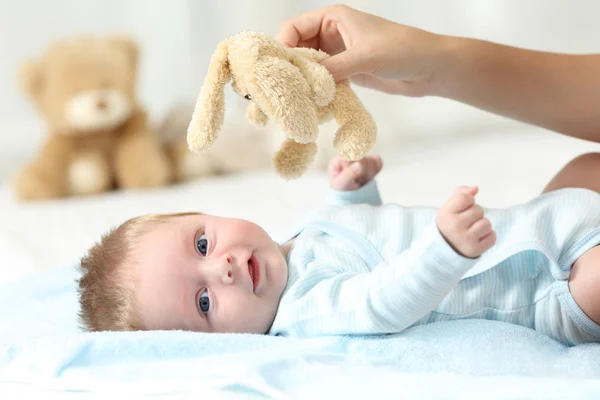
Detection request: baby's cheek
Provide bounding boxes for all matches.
[223,295,266,333]
[238,222,271,243]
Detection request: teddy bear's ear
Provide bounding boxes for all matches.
[106,34,139,70]
[187,40,231,153]
[17,58,44,99]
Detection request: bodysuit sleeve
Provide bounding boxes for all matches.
[325,179,383,207]
[270,222,478,337]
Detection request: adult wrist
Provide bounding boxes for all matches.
[426,35,474,98]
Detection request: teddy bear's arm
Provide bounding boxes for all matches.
[11,136,74,200]
[113,108,173,188]
[329,82,377,161]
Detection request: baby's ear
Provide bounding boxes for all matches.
[18,58,44,100]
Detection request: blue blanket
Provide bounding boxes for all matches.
[1,265,600,398]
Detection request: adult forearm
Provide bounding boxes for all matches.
[432,36,600,141]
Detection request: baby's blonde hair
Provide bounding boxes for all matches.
[77,212,201,332]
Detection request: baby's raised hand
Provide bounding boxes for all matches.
[328,155,383,191]
[436,186,496,258]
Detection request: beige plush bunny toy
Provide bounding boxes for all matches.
[186,31,377,179]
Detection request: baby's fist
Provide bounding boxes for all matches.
[436,186,496,258]
[328,155,383,191]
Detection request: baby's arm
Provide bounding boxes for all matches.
[325,155,383,206]
[275,185,496,337]
[274,222,476,336]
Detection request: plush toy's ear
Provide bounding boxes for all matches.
[17,58,44,100]
[187,40,231,152]
[252,56,318,144]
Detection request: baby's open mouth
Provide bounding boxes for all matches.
[248,255,260,292]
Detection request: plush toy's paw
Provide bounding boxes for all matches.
[273,138,317,180]
[246,102,268,126]
[329,81,378,160]
[333,119,377,161]
[12,163,68,200]
[68,153,112,195]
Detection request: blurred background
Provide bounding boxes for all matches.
[2,0,600,183]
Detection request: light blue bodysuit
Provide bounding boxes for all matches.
[269,180,600,346]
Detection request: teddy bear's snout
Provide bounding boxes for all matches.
[65,89,133,132]
[96,97,108,111]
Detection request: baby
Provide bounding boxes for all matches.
[78,154,600,346]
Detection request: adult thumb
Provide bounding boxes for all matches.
[320,49,364,82]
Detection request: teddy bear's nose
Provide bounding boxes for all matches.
[96,99,107,111]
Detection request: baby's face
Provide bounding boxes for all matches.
[132,214,288,333]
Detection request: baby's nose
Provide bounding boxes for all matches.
[217,254,234,285]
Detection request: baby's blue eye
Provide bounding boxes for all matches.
[196,234,208,256]
[198,289,210,314]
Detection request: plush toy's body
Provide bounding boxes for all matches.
[187,31,377,179]
[13,35,172,200]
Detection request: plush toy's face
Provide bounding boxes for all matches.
[19,36,138,134]
[230,80,253,101]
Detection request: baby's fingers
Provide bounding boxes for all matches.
[356,156,382,178]
[459,204,485,228]
[366,155,383,176]
[469,217,493,240]
[478,230,497,252]
[350,155,382,179]
[445,186,478,213]
[328,155,351,176]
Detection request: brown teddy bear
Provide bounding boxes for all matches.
[13,34,172,200]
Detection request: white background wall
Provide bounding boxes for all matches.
[2,0,600,182]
